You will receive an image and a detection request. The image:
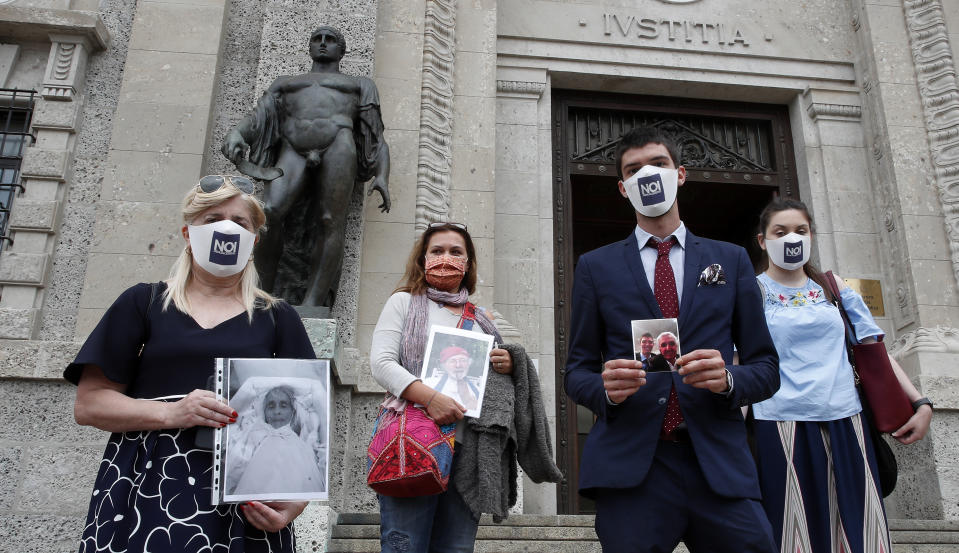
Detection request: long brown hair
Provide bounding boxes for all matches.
[757,198,836,302]
[394,223,478,296]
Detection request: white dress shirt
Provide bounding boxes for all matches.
[634,221,687,302]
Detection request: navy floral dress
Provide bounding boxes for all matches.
[64,283,315,553]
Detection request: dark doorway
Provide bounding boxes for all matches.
[552,90,798,514]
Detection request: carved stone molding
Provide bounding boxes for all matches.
[39,31,104,102]
[848,1,918,329]
[806,103,862,120]
[889,325,959,360]
[903,0,959,290]
[41,40,81,100]
[496,80,545,97]
[413,0,457,234]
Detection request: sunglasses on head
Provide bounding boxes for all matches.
[428,221,468,231]
[197,175,255,195]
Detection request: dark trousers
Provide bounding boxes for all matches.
[594,439,776,553]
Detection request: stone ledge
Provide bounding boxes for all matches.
[920,375,959,411]
[0,6,108,51]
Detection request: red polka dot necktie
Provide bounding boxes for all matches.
[648,237,683,437]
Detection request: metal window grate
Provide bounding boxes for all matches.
[0,88,37,252]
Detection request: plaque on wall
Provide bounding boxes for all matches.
[843,278,885,318]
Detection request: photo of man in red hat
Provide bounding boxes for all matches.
[422,345,481,411]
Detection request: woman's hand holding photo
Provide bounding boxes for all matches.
[425,390,467,425]
[241,501,307,533]
[164,389,236,429]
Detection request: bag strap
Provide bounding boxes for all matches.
[138,282,160,358]
[458,301,477,331]
[823,271,864,382]
[756,275,768,302]
[823,271,859,347]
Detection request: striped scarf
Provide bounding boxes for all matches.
[398,288,502,377]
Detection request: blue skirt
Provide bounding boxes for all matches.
[754,414,891,553]
[77,428,295,553]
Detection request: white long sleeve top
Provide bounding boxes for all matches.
[370,291,492,398]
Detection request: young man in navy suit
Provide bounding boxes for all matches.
[564,127,780,552]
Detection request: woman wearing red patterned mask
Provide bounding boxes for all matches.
[369,222,546,552]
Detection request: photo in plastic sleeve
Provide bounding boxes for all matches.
[214,358,330,504]
[419,325,494,418]
[631,318,681,373]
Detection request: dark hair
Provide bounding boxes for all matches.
[395,223,478,296]
[310,26,347,56]
[615,126,682,178]
[641,332,653,339]
[757,198,835,301]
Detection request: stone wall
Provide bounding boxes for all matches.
[0,0,136,549]
[43,0,136,343]
[2,5,959,553]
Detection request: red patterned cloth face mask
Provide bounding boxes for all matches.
[425,254,467,291]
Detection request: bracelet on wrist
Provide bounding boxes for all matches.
[912,397,933,412]
[425,389,439,409]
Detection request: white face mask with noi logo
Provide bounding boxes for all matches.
[187,219,256,277]
[765,232,811,271]
[623,166,679,218]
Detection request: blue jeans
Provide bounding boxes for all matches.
[378,484,479,553]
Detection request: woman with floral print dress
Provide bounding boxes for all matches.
[65,176,315,553]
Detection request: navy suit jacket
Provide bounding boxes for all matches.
[564,229,780,500]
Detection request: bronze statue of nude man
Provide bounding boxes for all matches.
[222,26,390,307]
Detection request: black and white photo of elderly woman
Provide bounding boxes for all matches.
[64,175,316,553]
[228,384,325,497]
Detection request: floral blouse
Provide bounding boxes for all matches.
[752,272,884,422]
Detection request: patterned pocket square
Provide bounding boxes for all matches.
[698,264,726,287]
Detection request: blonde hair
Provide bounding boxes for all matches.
[163,179,276,321]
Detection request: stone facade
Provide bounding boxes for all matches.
[1,0,959,550]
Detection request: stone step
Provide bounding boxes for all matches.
[325,514,959,553]
[327,538,604,553]
[335,512,597,527]
[332,523,599,540]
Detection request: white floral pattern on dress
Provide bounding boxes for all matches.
[78,427,294,553]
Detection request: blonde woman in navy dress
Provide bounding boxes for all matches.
[65,176,316,553]
[752,199,932,553]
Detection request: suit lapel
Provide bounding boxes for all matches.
[623,232,662,317]
[679,231,702,329]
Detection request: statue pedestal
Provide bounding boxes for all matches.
[294,501,336,552]
[298,317,384,550]
[302,317,383,392]
[302,317,337,362]
[299,317,338,550]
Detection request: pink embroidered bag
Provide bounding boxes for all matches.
[366,403,456,497]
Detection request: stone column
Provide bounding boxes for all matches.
[494,67,558,514]
[0,9,107,341]
[851,0,959,519]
